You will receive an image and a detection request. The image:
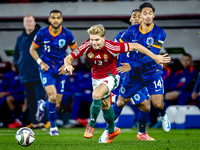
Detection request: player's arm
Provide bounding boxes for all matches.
[69,42,77,51]
[64,54,75,75]
[128,43,170,64]
[29,42,49,71]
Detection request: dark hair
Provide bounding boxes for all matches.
[183,53,192,59]
[131,9,140,15]
[139,2,155,13]
[49,9,62,16]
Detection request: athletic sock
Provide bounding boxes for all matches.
[105,102,123,130]
[138,111,149,133]
[103,106,115,134]
[88,99,102,128]
[47,101,57,128]
[158,101,167,117]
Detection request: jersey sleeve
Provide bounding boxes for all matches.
[113,29,126,42]
[67,30,77,49]
[32,29,42,48]
[70,39,90,59]
[107,40,130,56]
[151,28,166,54]
[119,26,133,42]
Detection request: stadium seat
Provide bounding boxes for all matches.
[166,105,200,129]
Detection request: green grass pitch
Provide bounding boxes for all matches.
[0,128,199,150]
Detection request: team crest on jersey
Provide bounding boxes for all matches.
[103,54,108,60]
[87,52,94,58]
[146,37,154,46]
[58,39,66,48]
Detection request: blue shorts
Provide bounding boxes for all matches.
[39,67,66,94]
[129,87,150,105]
[112,85,149,105]
[120,74,164,99]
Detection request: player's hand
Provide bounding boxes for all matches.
[58,65,67,75]
[64,65,74,75]
[40,61,49,72]
[116,63,131,73]
[191,92,199,100]
[154,53,171,64]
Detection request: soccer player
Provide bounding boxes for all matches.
[30,9,77,136]
[99,9,155,142]
[101,3,171,140]
[64,24,170,143]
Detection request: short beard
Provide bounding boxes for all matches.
[51,24,61,29]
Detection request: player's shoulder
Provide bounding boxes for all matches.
[128,24,140,31]
[61,26,73,34]
[154,24,165,34]
[79,38,91,48]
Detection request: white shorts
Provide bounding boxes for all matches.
[92,75,120,99]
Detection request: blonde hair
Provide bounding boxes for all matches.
[23,14,35,21]
[87,24,105,37]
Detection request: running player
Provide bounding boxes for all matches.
[64,24,170,143]
[116,2,171,133]
[99,9,154,143]
[30,9,77,136]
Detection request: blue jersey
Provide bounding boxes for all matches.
[112,28,150,104]
[120,23,165,80]
[33,25,76,73]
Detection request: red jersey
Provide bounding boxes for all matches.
[71,39,130,79]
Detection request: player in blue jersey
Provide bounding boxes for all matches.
[30,9,77,136]
[99,9,155,142]
[117,2,171,133]
[100,3,171,141]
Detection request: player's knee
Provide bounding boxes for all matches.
[153,102,163,109]
[117,96,129,108]
[139,101,150,112]
[92,91,102,100]
[48,94,57,103]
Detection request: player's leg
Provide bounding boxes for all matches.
[147,76,171,132]
[45,85,59,136]
[137,99,154,141]
[84,83,107,139]
[34,81,47,127]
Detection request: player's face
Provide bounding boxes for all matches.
[49,13,63,29]
[181,56,192,68]
[90,34,105,50]
[129,11,142,25]
[140,7,155,26]
[23,16,36,31]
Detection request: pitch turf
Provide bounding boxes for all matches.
[0,127,199,150]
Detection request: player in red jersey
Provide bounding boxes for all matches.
[64,24,170,143]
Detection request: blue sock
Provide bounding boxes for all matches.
[138,111,149,133]
[159,101,167,117]
[42,100,48,110]
[105,102,122,130]
[47,101,57,128]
